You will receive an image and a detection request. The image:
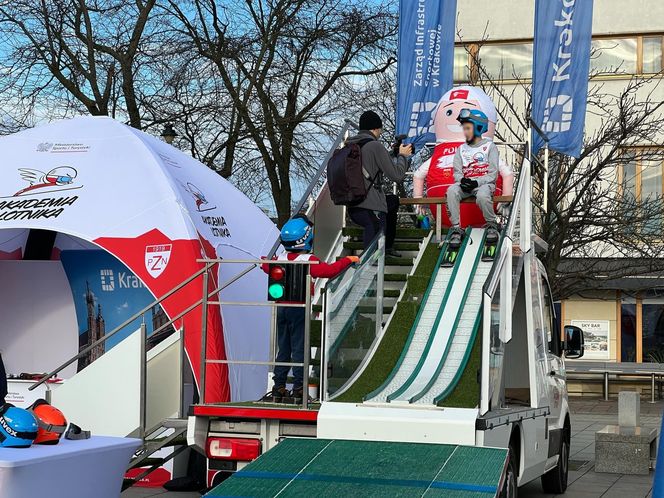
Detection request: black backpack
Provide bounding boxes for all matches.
[327,138,379,206]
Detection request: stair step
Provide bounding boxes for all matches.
[312,304,393,314]
[335,256,414,267]
[342,226,431,239]
[161,418,188,429]
[385,273,408,282]
[343,241,421,251]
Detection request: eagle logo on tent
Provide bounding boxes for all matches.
[182,182,216,212]
[13,167,81,196]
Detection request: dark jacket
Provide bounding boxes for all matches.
[345,131,408,213]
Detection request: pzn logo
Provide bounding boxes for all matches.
[100,269,115,291]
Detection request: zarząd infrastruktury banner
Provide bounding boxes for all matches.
[531,0,594,158]
[396,0,457,148]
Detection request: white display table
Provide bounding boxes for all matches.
[0,436,141,498]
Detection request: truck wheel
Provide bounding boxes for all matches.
[500,445,518,498]
[541,430,569,493]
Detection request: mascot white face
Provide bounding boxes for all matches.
[431,86,498,142]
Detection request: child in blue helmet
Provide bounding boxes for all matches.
[263,214,358,403]
[446,108,501,247]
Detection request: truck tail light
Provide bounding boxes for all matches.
[206,437,261,461]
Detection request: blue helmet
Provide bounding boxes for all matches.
[280,214,314,252]
[0,403,38,448]
[457,108,489,138]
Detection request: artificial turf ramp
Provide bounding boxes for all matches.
[332,242,441,403]
[206,438,507,497]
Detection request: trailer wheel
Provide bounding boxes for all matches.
[500,445,518,498]
[541,428,569,494]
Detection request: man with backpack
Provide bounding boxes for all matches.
[341,111,412,255]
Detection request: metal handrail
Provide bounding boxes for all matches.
[198,258,315,409]
[29,264,211,391]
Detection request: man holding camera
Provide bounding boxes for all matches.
[346,110,413,256]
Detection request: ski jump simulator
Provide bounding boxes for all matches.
[189,104,586,497]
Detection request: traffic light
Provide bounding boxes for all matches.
[267,263,307,302]
[267,264,286,301]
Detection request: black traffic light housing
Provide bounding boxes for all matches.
[267,263,307,302]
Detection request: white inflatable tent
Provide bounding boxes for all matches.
[0,116,279,402]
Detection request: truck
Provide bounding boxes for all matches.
[187,128,585,497]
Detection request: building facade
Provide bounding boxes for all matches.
[454,0,664,363]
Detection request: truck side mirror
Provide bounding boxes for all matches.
[563,325,584,359]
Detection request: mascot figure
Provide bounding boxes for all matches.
[413,85,514,227]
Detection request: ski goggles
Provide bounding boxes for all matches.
[56,176,73,183]
[65,423,91,440]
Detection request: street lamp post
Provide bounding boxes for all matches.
[161,123,178,145]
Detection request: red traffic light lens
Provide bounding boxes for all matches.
[269,265,285,281]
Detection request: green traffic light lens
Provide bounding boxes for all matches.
[268,283,285,300]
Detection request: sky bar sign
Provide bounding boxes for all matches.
[532,0,594,158]
[396,0,457,148]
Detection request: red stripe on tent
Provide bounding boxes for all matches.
[95,228,230,403]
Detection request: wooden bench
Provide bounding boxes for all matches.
[399,196,514,242]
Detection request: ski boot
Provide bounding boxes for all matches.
[482,222,501,261]
[260,385,288,403]
[441,227,464,268]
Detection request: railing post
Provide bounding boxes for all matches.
[375,236,385,339]
[303,272,312,409]
[200,265,210,405]
[179,323,185,418]
[435,204,442,242]
[139,321,147,439]
[321,288,328,402]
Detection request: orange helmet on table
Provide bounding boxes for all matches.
[28,399,67,445]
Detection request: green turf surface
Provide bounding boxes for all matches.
[332,242,441,403]
[206,438,506,497]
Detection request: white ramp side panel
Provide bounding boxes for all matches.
[51,329,142,436]
[366,265,453,403]
[389,228,485,403]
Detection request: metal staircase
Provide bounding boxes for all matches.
[123,418,189,490]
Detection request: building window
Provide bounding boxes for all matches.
[456,35,663,83]
[621,302,637,361]
[478,43,533,80]
[642,303,664,362]
[591,38,638,75]
[643,36,664,74]
[454,46,471,83]
[619,149,664,235]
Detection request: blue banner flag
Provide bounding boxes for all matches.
[532,0,594,158]
[396,0,457,148]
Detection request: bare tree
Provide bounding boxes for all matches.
[0,0,159,130]
[167,0,397,225]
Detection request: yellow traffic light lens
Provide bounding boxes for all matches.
[268,283,285,300]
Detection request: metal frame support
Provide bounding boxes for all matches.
[302,272,312,409]
[321,288,328,402]
[200,266,210,405]
[139,322,147,439]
